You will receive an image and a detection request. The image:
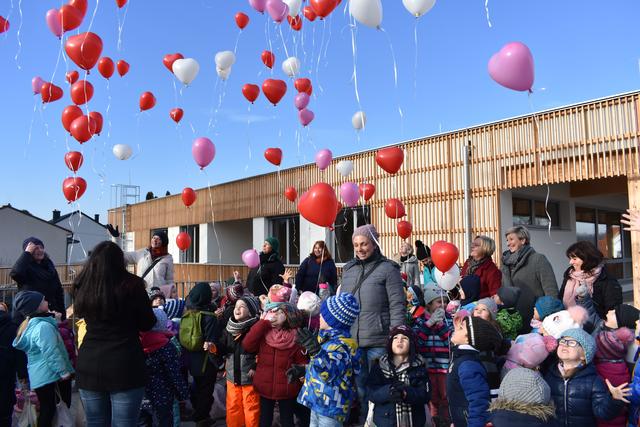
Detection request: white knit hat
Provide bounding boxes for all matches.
[297,291,322,317]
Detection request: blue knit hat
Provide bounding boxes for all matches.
[561,328,596,364]
[13,291,45,317]
[535,296,564,321]
[320,293,360,330]
[163,299,185,320]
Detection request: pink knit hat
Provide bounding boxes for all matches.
[268,284,292,303]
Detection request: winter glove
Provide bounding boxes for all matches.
[296,327,321,356]
[426,308,446,327]
[106,224,120,238]
[286,364,306,383]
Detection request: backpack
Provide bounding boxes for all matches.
[179,310,213,352]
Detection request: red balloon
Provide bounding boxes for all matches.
[262,79,287,106]
[116,60,129,77]
[98,57,114,79]
[64,151,84,172]
[310,0,338,18]
[431,241,460,272]
[181,187,197,207]
[261,50,275,69]
[397,220,413,239]
[59,4,83,32]
[139,92,156,111]
[376,146,404,174]
[170,108,184,123]
[303,6,317,21]
[242,84,260,104]
[358,183,375,201]
[176,232,191,251]
[288,15,302,31]
[65,32,103,71]
[65,70,79,84]
[297,183,339,228]
[62,176,87,202]
[284,186,297,202]
[89,111,103,135]
[384,198,406,219]
[40,82,63,103]
[61,105,83,132]
[235,12,249,29]
[294,78,312,95]
[70,80,94,105]
[115,0,127,8]
[70,115,98,143]
[0,16,9,33]
[163,53,183,73]
[264,148,283,166]
[69,0,88,17]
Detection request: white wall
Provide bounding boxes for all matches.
[53,213,108,263]
[252,217,268,252]
[0,208,69,266]
[202,220,252,264]
[167,226,180,263]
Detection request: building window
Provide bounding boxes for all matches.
[268,216,300,265]
[332,206,371,264]
[179,225,199,263]
[512,197,560,228]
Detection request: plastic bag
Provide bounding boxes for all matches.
[17,398,37,427]
[52,386,73,427]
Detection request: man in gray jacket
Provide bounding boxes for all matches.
[339,224,406,411]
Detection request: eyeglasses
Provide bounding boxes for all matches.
[558,338,579,348]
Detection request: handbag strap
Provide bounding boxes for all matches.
[351,259,385,296]
[141,255,164,280]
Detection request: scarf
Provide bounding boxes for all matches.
[464,256,487,277]
[265,327,297,350]
[562,264,603,308]
[226,316,258,336]
[150,246,168,260]
[501,245,534,285]
[379,354,414,427]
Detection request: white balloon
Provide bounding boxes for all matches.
[349,0,383,28]
[284,0,302,16]
[281,57,300,77]
[112,144,132,160]
[402,0,436,17]
[433,264,460,291]
[172,58,200,85]
[352,111,367,130]
[336,160,354,177]
[214,51,236,70]
[216,66,232,80]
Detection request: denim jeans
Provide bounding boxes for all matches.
[310,411,343,427]
[355,346,386,404]
[80,387,145,427]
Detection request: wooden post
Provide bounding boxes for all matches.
[629,174,640,308]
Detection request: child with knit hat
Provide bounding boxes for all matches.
[218,296,262,427]
[531,295,564,333]
[541,305,589,339]
[296,291,322,331]
[501,333,558,377]
[296,293,361,426]
[447,315,503,427]
[544,328,630,427]
[366,325,431,427]
[493,286,524,340]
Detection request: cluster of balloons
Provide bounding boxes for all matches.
[431,241,460,291]
[45,0,88,38]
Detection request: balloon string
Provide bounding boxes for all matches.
[349,19,362,110]
[117,0,130,51]
[203,170,223,284]
[13,0,22,69]
[265,15,274,77]
[233,29,241,56]
[25,98,37,157]
[172,78,178,105]
[314,18,327,95]
[106,80,113,138]
[413,19,418,97]
[245,104,252,172]
[278,25,290,59]
[207,78,228,134]
[380,27,404,137]
[484,0,493,28]
[38,102,51,140]
[86,0,100,35]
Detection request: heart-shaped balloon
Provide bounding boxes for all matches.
[264,147,283,166]
[59,4,83,33]
[64,151,84,172]
[261,50,275,69]
[303,5,317,21]
[249,0,267,13]
[358,183,375,201]
[339,182,359,207]
[488,42,534,92]
[431,240,460,272]
[192,137,216,169]
[262,79,287,106]
[284,0,302,16]
[182,188,197,207]
[31,76,45,95]
[384,198,406,219]
[45,9,62,38]
[282,56,300,77]
[397,220,412,239]
[298,183,338,227]
[163,53,184,72]
[376,147,404,174]
[352,111,366,130]
[215,51,236,70]
[434,264,460,291]
[112,144,133,160]
[172,58,200,85]
[65,32,103,71]
[242,84,260,104]
[70,80,94,105]
[117,60,130,77]
[266,0,289,23]
[336,160,354,177]
[284,186,297,202]
[61,105,83,132]
[314,149,332,170]
[349,0,383,28]
[170,108,184,123]
[235,12,250,29]
[299,108,315,127]
[294,78,312,94]
[139,92,156,111]
[40,82,63,103]
[65,70,79,84]
[62,176,87,202]
[176,232,192,251]
[0,15,9,33]
[70,115,98,143]
[402,0,436,17]
[98,57,114,79]
[287,14,302,31]
[310,0,338,18]
[89,111,103,135]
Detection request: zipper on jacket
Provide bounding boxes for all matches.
[564,378,569,427]
[356,263,364,345]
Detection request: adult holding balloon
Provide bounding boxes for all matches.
[500,226,557,332]
[246,238,285,297]
[339,224,405,417]
[460,235,502,299]
[294,241,337,294]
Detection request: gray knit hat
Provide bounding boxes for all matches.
[423,282,444,304]
[476,297,498,320]
[498,367,551,405]
[352,224,379,245]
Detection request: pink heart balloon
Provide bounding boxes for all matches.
[266,0,289,23]
[192,137,216,169]
[488,42,534,92]
[294,92,310,110]
[315,148,332,171]
[45,8,62,38]
[31,76,44,95]
[249,0,267,13]
[299,108,314,127]
[340,182,359,207]
[242,249,260,268]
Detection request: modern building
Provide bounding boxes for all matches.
[50,210,108,263]
[108,91,640,303]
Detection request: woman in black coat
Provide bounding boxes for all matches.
[246,237,285,296]
[559,241,622,319]
[294,240,337,294]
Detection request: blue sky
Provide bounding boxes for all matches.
[1,0,639,222]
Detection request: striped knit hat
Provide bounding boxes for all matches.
[163,298,186,320]
[465,316,502,352]
[320,293,360,330]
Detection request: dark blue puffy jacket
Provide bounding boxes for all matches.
[544,363,623,427]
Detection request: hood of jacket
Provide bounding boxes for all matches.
[489,399,556,421]
[13,315,57,352]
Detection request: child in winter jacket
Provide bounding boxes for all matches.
[218,296,262,427]
[406,285,426,325]
[367,325,431,427]
[493,286,523,340]
[297,293,361,426]
[296,291,321,331]
[447,315,503,427]
[243,302,307,427]
[472,297,508,400]
[489,367,555,427]
[12,291,74,427]
[544,328,629,427]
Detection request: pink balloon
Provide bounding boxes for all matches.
[249,0,267,13]
[340,182,359,207]
[45,8,62,38]
[192,137,216,169]
[266,0,289,23]
[242,249,260,268]
[294,92,310,110]
[488,42,534,92]
[299,108,315,127]
[31,76,44,95]
[315,148,332,171]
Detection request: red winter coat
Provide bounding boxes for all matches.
[461,258,502,298]
[242,319,308,400]
[595,361,629,427]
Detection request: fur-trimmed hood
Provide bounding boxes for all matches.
[489,399,555,421]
